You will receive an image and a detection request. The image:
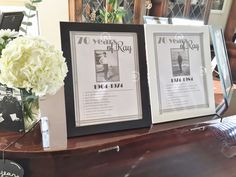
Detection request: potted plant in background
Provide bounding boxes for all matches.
[98,0,126,23]
[87,0,127,23]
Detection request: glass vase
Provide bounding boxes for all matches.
[20,89,40,131]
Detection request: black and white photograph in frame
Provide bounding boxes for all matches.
[0,85,24,132]
[60,22,151,137]
[170,48,190,77]
[144,24,215,123]
[0,12,24,31]
[95,50,120,82]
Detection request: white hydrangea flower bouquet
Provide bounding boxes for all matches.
[0,36,68,96]
[0,30,68,130]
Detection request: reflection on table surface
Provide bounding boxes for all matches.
[0,78,236,177]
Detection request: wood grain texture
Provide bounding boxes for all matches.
[225,0,236,82]
[224,0,236,42]
[133,0,142,24]
[0,87,235,177]
[68,0,76,21]
[1,121,236,177]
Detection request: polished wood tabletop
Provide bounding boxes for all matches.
[2,119,236,177]
[0,85,236,177]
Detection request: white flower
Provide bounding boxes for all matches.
[0,29,18,39]
[0,29,18,61]
[0,29,18,50]
[0,36,68,97]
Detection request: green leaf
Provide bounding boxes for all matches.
[31,0,42,3]
[108,0,117,10]
[99,8,105,15]
[23,11,36,18]
[108,0,115,4]
[25,3,37,11]
[98,9,105,20]
[116,9,126,16]
[108,0,116,7]
[19,27,27,33]
[22,21,33,26]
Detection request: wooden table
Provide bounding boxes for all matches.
[1,87,236,177]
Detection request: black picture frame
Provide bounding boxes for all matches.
[0,12,24,31]
[60,22,151,137]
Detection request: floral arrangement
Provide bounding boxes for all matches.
[0,36,68,96]
[0,29,68,131]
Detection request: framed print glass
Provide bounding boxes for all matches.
[60,22,151,137]
[143,16,169,25]
[211,56,225,114]
[210,27,234,109]
[144,24,215,123]
[211,0,225,13]
[143,16,204,26]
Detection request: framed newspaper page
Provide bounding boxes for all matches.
[144,24,215,123]
[60,22,151,137]
[210,27,233,109]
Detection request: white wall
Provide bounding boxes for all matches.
[38,0,68,48]
[37,0,68,119]
[208,0,232,30]
[37,0,69,148]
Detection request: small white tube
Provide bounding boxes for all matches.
[40,117,50,149]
